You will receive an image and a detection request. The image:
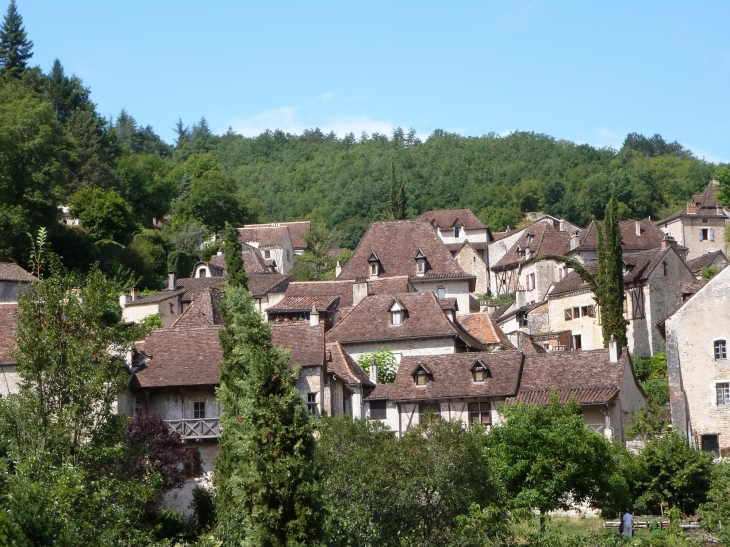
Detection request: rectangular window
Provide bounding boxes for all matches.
[529,273,535,290]
[193,401,206,419]
[715,340,727,360]
[369,400,387,420]
[419,403,440,425]
[573,334,582,351]
[700,228,709,241]
[702,218,709,224]
[468,402,491,425]
[437,287,446,299]
[307,393,317,415]
[135,397,145,415]
[701,435,720,458]
[573,307,581,319]
[454,226,461,238]
[717,383,730,405]
[391,310,402,325]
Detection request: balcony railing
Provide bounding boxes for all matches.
[166,418,220,440]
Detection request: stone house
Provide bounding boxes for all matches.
[544,246,695,356]
[420,209,492,295]
[454,311,515,350]
[665,264,730,457]
[490,220,571,302]
[0,262,37,301]
[245,221,311,256]
[685,250,728,279]
[324,292,485,365]
[337,220,477,313]
[193,244,277,278]
[325,341,375,418]
[657,180,729,261]
[0,302,19,397]
[237,225,295,274]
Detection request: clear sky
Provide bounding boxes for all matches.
[19,1,730,162]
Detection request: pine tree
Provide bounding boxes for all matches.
[222,222,247,290]
[0,0,33,78]
[214,286,323,545]
[596,192,627,346]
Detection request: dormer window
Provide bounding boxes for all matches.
[517,247,525,260]
[390,300,405,325]
[413,363,432,386]
[417,260,425,273]
[416,371,428,385]
[471,360,491,383]
[370,263,378,277]
[199,267,207,278]
[454,226,461,238]
[368,251,381,279]
[414,248,427,276]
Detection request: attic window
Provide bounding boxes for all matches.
[199,267,207,278]
[454,226,461,238]
[370,263,378,277]
[390,301,404,325]
[417,259,425,273]
[471,361,490,383]
[264,250,271,259]
[517,247,525,260]
[416,371,429,386]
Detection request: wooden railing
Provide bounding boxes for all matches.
[166,418,220,440]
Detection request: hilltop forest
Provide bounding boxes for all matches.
[0,2,723,289]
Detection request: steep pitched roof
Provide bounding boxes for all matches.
[130,327,223,388]
[0,263,37,282]
[176,277,224,302]
[237,225,289,248]
[171,288,223,328]
[338,220,473,281]
[686,250,727,275]
[246,273,291,296]
[366,352,523,401]
[326,342,374,387]
[325,292,484,350]
[0,303,18,363]
[519,337,547,354]
[207,244,270,274]
[574,220,667,253]
[457,312,514,348]
[268,295,340,313]
[492,222,571,270]
[245,221,311,250]
[271,322,325,367]
[285,279,355,308]
[420,209,487,230]
[507,348,628,405]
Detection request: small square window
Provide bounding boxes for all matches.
[416,371,428,385]
[701,435,720,458]
[468,402,491,425]
[717,383,730,405]
[369,400,386,420]
[193,401,206,419]
[307,393,317,415]
[715,340,727,360]
[419,403,440,425]
[473,369,486,382]
[702,218,709,224]
[437,287,446,299]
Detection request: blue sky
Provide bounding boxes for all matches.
[20,1,730,162]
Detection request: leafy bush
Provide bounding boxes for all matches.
[357,348,398,383]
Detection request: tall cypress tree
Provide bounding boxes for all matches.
[0,0,32,78]
[389,162,407,220]
[214,286,323,545]
[222,222,248,290]
[596,192,627,346]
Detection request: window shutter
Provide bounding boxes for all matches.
[710,228,715,241]
[699,228,704,240]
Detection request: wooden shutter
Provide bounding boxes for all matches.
[699,228,704,240]
[710,228,715,241]
[630,287,645,319]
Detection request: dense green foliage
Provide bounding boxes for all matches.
[221,222,247,289]
[596,194,628,347]
[356,348,397,384]
[214,284,323,545]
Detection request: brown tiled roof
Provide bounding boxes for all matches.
[445,240,487,253]
[326,342,374,387]
[367,276,412,295]
[338,220,472,281]
[519,337,547,354]
[574,221,667,253]
[268,295,340,313]
[126,288,186,305]
[366,351,522,401]
[285,279,355,308]
[325,292,484,350]
[457,313,514,348]
[271,322,324,367]
[0,263,37,282]
[130,327,223,388]
[172,288,222,328]
[493,222,571,270]
[438,298,458,311]
[245,221,311,250]
[237,226,289,248]
[247,273,291,296]
[208,244,270,274]
[202,256,226,276]
[507,348,627,405]
[679,279,707,296]
[686,250,727,274]
[0,303,18,363]
[177,277,224,302]
[420,209,487,230]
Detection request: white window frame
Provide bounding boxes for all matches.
[714,339,727,360]
[716,382,730,406]
[437,287,446,299]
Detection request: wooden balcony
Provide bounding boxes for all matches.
[165,418,220,440]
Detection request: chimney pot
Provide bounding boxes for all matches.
[609,334,621,364]
[515,286,526,309]
[309,304,320,327]
[335,260,342,278]
[368,360,378,384]
[131,288,138,302]
[168,271,177,291]
[635,220,641,237]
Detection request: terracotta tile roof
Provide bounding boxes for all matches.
[285,279,355,308]
[457,312,514,348]
[207,243,270,274]
[366,276,412,295]
[271,322,324,367]
[0,303,18,363]
[246,273,291,297]
[0,263,37,282]
[268,295,340,313]
[130,327,223,388]
[507,348,627,405]
[420,209,487,230]
[176,277,224,302]
[202,256,226,276]
[338,220,473,281]
[655,180,730,224]
[172,288,223,328]
[245,221,311,250]
[326,341,374,386]
[686,250,727,274]
[679,279,707,296]
[366,352,522,401]
[325,292,484,350]
[493,222,571,270]
[237,226,289,248]
[438,298,458,311]
[519,337,547,354]
[574,221,667,253]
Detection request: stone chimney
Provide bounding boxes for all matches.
[309,304,320,327]
[352,277,369,307]
[687,203,698,214]
[335,260,342,277]
[487,302,496,316]
[368,359,378,384]
[168,271,177,291]
[515,286,526,309]
[570,231,580,250]
[635,220,641,237]
[609,334,621,364]
[131,288,138,302]
[559,219,566,232]
[661,234,677,250]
